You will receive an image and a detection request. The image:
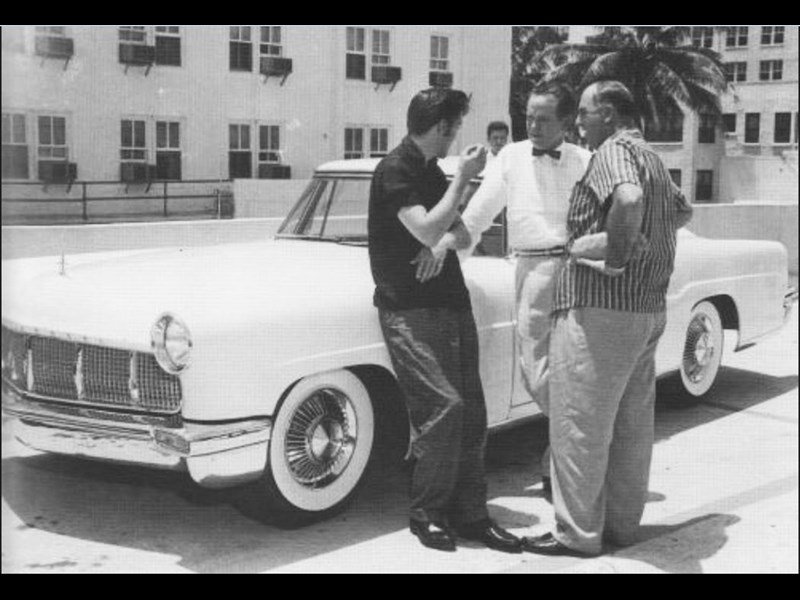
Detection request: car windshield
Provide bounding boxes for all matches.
[277,174,482,246]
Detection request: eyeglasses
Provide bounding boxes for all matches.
[577,107,602,120]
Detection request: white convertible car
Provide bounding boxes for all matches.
[2,157,795,523]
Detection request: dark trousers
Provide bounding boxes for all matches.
[379,307,489,526]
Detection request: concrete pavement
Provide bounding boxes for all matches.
[2,304,797,573]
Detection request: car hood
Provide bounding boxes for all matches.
[2,240,374,350]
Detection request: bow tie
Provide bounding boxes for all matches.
[532,147,561,160]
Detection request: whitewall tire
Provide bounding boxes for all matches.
[238,369,375,523]
[675,301,724,402]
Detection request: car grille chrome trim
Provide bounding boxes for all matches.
[1,325,182,414]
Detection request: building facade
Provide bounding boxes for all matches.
[2,26,512,187]
[565,25,798,203]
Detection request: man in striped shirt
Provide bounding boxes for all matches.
[522,81,694,556]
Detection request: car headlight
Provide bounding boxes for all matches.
[151,314,193,374]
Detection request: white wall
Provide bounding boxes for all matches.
[719,155,798,203]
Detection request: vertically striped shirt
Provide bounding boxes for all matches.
[554,129,687,314]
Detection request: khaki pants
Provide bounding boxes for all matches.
[549,307,667,554]
[516,256,563,479]
[516,255,564,414]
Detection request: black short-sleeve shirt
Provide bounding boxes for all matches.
[368,136,471,311]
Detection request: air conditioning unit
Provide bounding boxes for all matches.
[39,160,77,183]
[260,56,293,76]
[429,71,453,88]
[258,164,291,179]
[372,65,402,85]
[120,162,154,182]
[34,36,74,59]
[119,43,155,66]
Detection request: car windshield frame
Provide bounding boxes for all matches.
[275,170,500,252]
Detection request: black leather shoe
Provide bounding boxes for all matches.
[409,519,457,552]
[455,519,523,553]
[521,532,586,556]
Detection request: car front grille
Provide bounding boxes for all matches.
[1,325,182,414]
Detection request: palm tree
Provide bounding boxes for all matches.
[531,26,730,132]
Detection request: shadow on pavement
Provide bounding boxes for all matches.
[607,513,740,574]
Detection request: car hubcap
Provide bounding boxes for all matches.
[285,388,356,488]
[683,314,716,384]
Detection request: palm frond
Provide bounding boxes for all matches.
[658,48,729,95]
[533,43,610,69]
[578,49,638,88]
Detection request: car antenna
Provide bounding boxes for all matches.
[58,229,67,276]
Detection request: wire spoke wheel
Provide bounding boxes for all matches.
[284,388,357,488]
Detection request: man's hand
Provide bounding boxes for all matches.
[411,245,448,283]
[570,231,650,260]
[574,257,626,277]
[458,144,488,181]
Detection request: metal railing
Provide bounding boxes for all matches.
[1,179,235,225]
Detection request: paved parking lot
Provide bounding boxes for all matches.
[2,303,797,573]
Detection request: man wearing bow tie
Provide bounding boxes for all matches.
[419,82,591,497]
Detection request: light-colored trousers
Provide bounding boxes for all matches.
[515,256,564,478]
[549,307,667,555]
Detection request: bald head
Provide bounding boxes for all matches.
[584,81,639,123]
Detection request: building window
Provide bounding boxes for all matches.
[119,26,147,44]
[722,113,736,133]
[691,27,713,48]
[346,27,367,80]
[36,26,67,37]
[259,125,281,164]
[724,62,747,83]
[230,26,253,72]
[695,170,713,202]
[370,128,389,157]
[229,123,252,178]
[774,113,792,144]
[430,35,449,71]
[154,26,181,66]
[645,108,684,143]
[156,120,181,179]
[761,26,785,45]
[371,29,390,65]
[260,26,282,56]
[37,115,68,160]
[744,113,760,144]
[2,113,29,179]
[121,119,147,162]
[726,26,748,47]
[698,113,716,144]
[759,60,783,81]
[668,169,682,188]
[344,127,364,159]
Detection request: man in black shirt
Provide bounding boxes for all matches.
[368,88,522,553]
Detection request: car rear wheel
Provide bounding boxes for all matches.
[236,370,375,525]
[671,301,724,404]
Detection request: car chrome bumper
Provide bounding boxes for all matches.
[2,386,271,489]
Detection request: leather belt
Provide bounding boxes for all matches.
[513,246,566,258]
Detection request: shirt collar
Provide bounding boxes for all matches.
[400,136,434,169]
